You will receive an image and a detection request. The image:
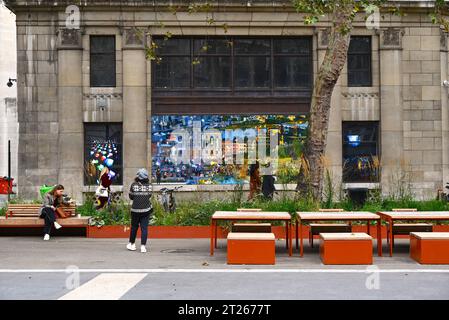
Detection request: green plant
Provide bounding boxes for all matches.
[0,207,6,216]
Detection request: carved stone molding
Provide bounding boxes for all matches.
[441,29,448,52]
[317,27,331,49]
[341,93,379,99]
[83,93,123,99]
[378,28,404,50]
[57,28,82,49]
[123,28,145,49]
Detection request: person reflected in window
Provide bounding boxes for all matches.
[248,161,261,200]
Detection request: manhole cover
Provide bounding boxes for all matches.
[161,249,194,254]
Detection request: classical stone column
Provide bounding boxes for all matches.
[318,28,343,190]
[57,28,83,202]
[440,31,449,186]
[122,29,148,192]
[379,28,404,195]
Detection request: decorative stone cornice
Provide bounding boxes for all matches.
[57,28,82,49]
[341,92,379,99]
[378,27,404,50]
[83,93,123,99]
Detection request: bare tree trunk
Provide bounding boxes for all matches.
[297,3,354,200]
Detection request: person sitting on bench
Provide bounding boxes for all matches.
[39,184,71,241]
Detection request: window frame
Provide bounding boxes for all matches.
[152,36,313,94]
[347,36,372,87]
[90,35,117,88]
[342,121,379,183]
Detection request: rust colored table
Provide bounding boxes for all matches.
[377,211,449,257]
[210,211,293,256]
[296,211,382,257]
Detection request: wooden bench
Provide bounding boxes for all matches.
[6,203,77,218]
[227,232,275,265]
[387,209,433,247]
[309,209,351,248]
[320,233,373,265]
[231,223,271,233]
[1,203,90,234]
[232,208,271,233]
[410,232,449,264]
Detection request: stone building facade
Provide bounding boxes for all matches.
[4,0,449,202]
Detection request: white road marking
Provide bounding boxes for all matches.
[1,268,449,273]
[58,273,147,300]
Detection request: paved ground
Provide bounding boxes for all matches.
[1,237,449,300]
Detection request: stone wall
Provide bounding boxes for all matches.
[8,2,449,202]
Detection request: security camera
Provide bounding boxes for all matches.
[443,80,449,87]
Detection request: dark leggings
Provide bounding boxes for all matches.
[40,207,56,235]
[129,210,151,246]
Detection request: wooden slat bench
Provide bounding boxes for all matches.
[6,203,77,218]
[233,209,271,233]
[410,232,449,264]
[309,209,351,248]
[387,209,433,247]
[320,232,373,265]
[227,232,275,265]
[1,203,90,235]
[231,223,271,233]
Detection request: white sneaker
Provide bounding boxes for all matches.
[43,234,50,241]
[127,243,136,251]
[141,245,147,253]
[54,222,62,230]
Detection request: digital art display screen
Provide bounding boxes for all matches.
[84,123,123,185]
[151,115,308,185]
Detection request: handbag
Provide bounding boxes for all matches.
[95,186,109,198]
[55,206,69,219]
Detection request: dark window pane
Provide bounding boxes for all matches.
[348,36,371,87]
[90,36,116,87]
[234,39,270,54]
[235,57,270,88]
[349,36,371,53]
[342,122,379,183]
[91,36,115,53]
[194,57,231,88]
[155,38,190,55]
[84,123,123,185]
[194,39,231,55]
[274,56,311,88]
[274,38,311,54]
[154,57,190,88]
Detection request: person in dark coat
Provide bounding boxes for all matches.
[262,174,276,200]
[127,168,153,253]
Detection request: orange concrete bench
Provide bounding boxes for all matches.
[410,232,449,264]
[227,232,275,265]
[320,233,373,265]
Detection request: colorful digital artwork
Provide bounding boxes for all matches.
[151,115,308,185]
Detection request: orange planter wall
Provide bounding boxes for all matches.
[87,225,449,239]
